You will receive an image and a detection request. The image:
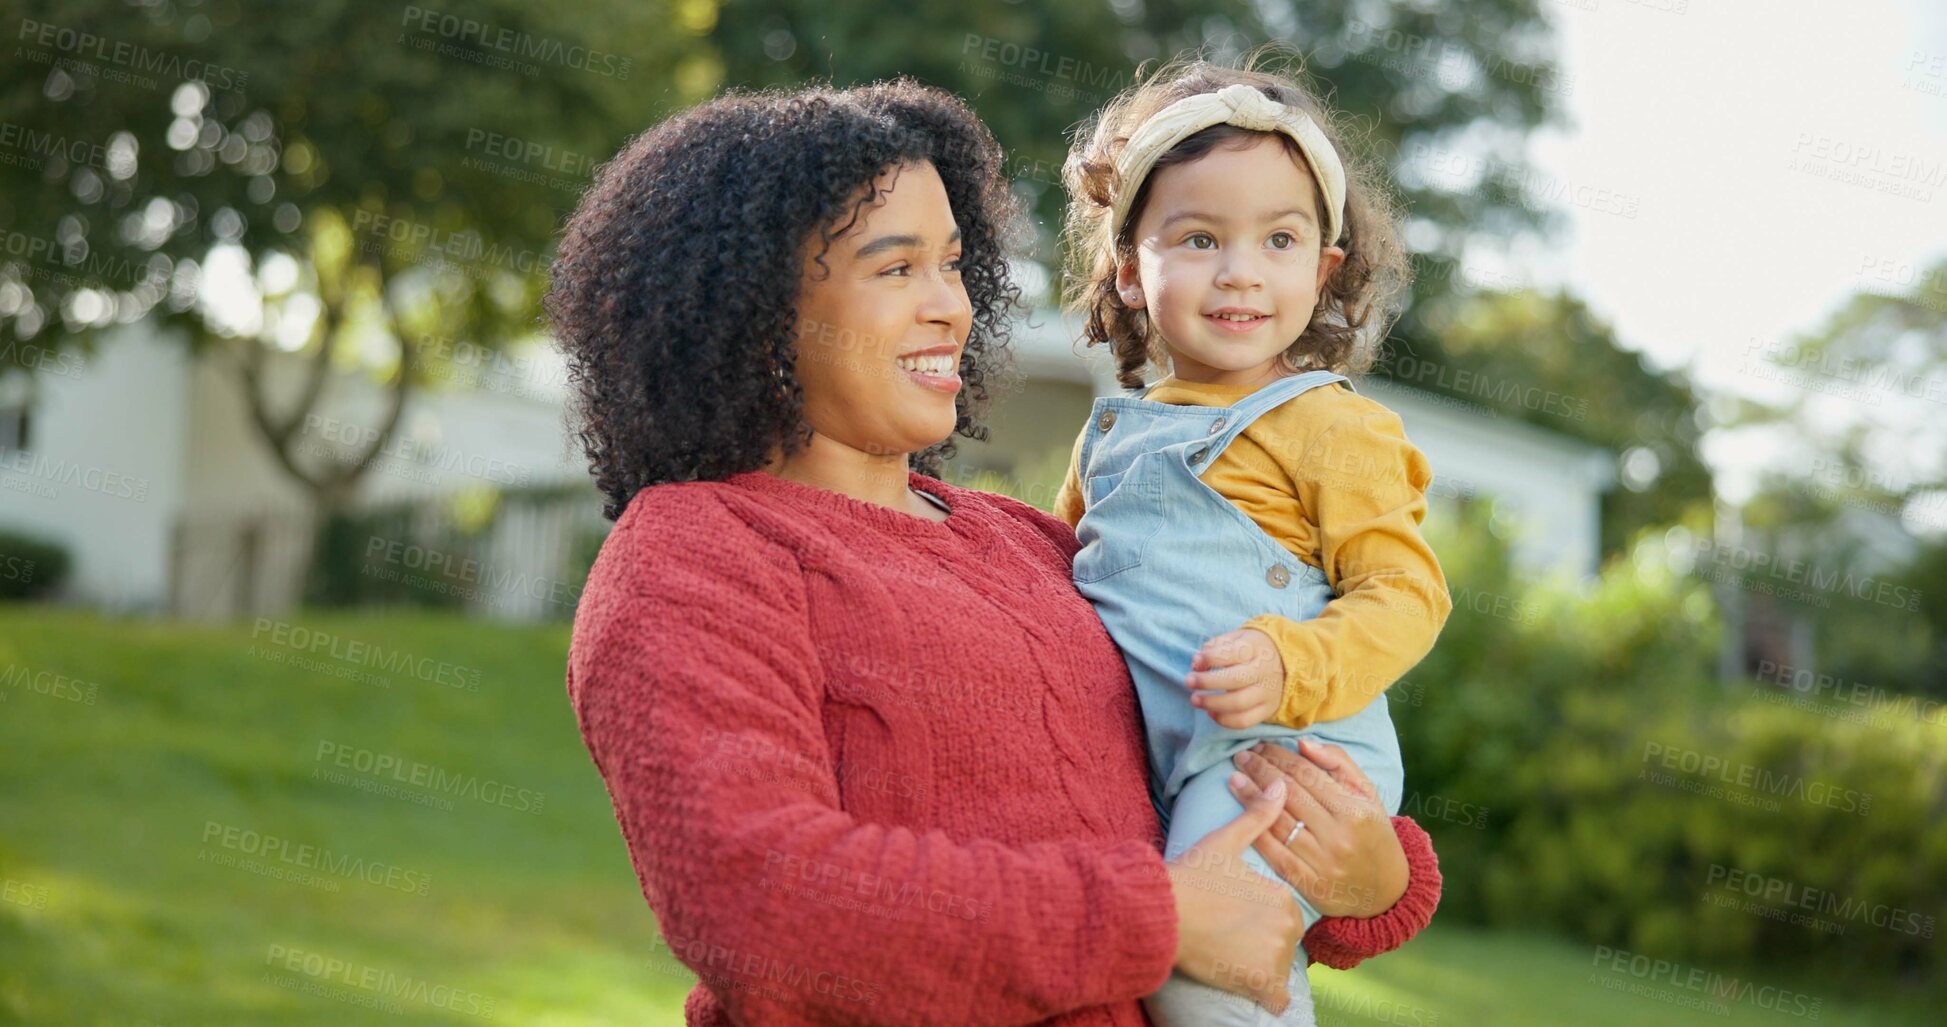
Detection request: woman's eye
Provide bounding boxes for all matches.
[882,264,911,277]
[1269,232,1295,250]
[944,256,963,272]
[1187,234,1215,250]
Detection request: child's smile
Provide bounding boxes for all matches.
[1117,134,1345,386]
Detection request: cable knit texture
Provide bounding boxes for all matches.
[566,469,1440,1026]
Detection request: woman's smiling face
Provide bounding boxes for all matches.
[1117,134,1345,386]
[791,160,973,461]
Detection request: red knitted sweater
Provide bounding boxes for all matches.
[567,469,1441,1027]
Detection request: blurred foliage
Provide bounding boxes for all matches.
[1717,259,1947,697]
[0,0,679,359]
[1405,504,1947,997]
[0,0,682,510]
[1,0,1708,533]
[1391,288,1710,550]
[706,0,1566,293]
[1732,255,1947,533]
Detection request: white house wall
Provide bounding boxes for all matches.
[0,323,190,613]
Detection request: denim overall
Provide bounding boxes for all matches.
[1072,370,1405,1027]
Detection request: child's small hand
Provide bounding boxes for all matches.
[1186,628,1285,729]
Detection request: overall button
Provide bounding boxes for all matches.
[1097,409,1117,432]
[1266,564,1291,588]
[1188,446,1208,465]
[1208,417,1226,435]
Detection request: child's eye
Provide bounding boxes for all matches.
[1186,233,1216,250]
[1268,232,1296,250]
[881,264,911,277]
[944,255,963,273]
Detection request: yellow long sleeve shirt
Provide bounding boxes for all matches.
[1053,376,1452,729]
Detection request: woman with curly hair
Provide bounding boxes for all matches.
[549,78,1440,1026]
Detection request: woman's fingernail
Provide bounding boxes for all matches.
[1265,779,1287,801]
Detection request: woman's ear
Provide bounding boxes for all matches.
[1114,259,1146,309]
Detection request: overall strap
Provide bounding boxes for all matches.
[1204,369,1347,456]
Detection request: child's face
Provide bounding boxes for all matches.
[1117,134,1346,387]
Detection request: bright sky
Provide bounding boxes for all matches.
[1515,0,1945,391]
[1474,0,1947,517]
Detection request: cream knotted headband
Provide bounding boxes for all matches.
[1109,82,1346,246]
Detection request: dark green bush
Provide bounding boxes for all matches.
[1400,506,1946,997]
[0,528,71,600]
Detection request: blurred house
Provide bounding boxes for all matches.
[0,322,596,621]
[0,310,1614,622]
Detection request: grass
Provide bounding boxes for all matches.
[0,606,1933,1025]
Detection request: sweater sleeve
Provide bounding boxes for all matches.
[1303,815,1443,969]
[1252,403,1453,729]
[568,490,1178,1026]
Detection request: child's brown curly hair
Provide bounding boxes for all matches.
[1061,53,1411,389]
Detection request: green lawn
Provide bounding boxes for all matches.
[0,607,1931,1025]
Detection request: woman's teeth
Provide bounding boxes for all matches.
[896,353,957,376]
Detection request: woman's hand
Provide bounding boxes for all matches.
[1226,738,1409,919]
[1166,775,1308,1013]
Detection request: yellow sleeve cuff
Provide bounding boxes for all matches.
[1243,614,1330,729]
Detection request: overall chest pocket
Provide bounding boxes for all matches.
[1073,452,1168,584]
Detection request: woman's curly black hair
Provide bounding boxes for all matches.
[545,79,1024,521]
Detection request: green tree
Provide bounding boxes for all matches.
[0,0,680,515]
[703,0,1567,301]
[1726,257,1947,694]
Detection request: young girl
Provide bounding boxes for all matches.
[1053,60,1453,1026]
